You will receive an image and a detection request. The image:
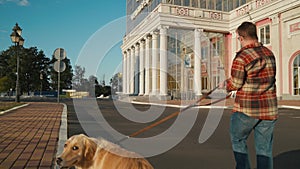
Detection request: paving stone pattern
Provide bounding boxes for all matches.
[0,102,63,169]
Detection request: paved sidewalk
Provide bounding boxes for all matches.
[0,102,63,169]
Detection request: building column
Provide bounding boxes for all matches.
[159,26,168,96]
[151,31,159,95]
[144,34,151,95]
[134,43,140,95]
[139,39,145,95]
[232,31,237,57]
[269,14,282,97]
[194,28,203,96]
[127,49,131,94]
[122,51,127,94]
[130,46,135,94]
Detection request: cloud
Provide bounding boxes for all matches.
[0,0,30,6]
[18,0,29,6]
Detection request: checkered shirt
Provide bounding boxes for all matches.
[226,42,278,120]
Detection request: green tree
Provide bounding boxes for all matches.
[0,48,15,91]
[0,46,51,95]
[71,65,111,97]
[88,75,98,97]
[72,65,86,91]
[100,85,111,97]
[20,47,50,94]
[110,73,122,95]
[0,76,10,93]
[49,56,73,91]
[0,50,11,78]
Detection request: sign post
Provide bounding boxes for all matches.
[53,48,66,103]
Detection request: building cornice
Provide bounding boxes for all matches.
[122,0,300,51]
[230,0,300,30]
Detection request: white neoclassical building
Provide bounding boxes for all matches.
[121,0,300,100]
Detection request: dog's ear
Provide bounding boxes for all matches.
[84,137,97,161]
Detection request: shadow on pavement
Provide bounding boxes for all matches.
[274,150,300,169]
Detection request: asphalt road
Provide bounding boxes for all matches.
[63,99,300,169]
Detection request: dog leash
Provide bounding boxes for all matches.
[116,80,231,144]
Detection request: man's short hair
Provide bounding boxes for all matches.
[236,22,258,40]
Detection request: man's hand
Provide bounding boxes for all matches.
[218,79,228,89]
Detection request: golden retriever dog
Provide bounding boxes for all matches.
[56,134,154,169]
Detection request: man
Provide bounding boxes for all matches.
[225,22,278,169]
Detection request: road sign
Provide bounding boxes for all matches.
[54,60,66,73]
[53,48,67,103]
[54,48,66,60]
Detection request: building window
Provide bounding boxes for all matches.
[208,0,215,10]
[166,0,249,11]
[183,0,190,6]
[216,0,223,10]
[174,0,181,5]
[191,0,199,8]
[259,25,270,45]
[188,71,193,90]
[223,0,228,11]
[201,44,208,60]
[228,0,233,11]
[200,0,206,8]
[167,28,194,95]
[202,77,208,90]
[293,53,300,95]
[212,37,223,57]
[213,76,220,88]
[234,0,240,8]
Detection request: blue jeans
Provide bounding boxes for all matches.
[230,112,276,169]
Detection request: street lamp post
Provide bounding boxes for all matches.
[40,72,43,97]
[10,23,25,102]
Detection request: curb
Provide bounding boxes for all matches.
[55,103,68,169]
[278,105,300,110]
[131,101,231,109]
[131,101,300,110]
[0,103,29,115]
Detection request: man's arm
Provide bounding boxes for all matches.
[226,57,245,92]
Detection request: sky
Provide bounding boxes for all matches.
[0,0,126,84]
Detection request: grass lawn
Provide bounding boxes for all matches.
[0,102,25,111]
